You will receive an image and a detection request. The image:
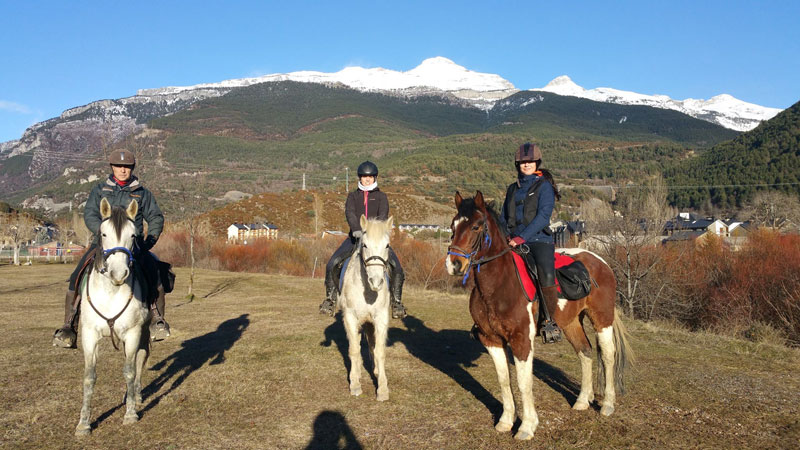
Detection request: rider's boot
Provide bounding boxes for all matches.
[390,271,407,319]
[52,290,80,349]
[318,280,338,316]
[540,285,563,343]
[149,286,171,341]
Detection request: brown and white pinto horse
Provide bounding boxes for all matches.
[446,191,632,441]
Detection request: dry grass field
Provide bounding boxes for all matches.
[1,264,798,449]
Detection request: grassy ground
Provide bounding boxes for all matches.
[1,264,798,449]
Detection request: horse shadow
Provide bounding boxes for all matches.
[320,312,379,388]
[389,315,503,421]
[305,410,363,450]
[139,313,250,414]
[532,355,584,409]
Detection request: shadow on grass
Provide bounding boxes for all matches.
[320,312,378,388]
[139,313,250,415]
[532,356,583,408]
[305,410,363,450]
[390,315,503,421]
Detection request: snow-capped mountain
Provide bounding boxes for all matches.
[534,75,781,132]
[140,57,519,110]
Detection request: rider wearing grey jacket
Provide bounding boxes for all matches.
[52,149,171,348]
[318,161,407,319]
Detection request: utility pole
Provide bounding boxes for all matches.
[302,173,306,191]
[346,167,349,192]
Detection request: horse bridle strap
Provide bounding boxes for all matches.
[85,274,134,352]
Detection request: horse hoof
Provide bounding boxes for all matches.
[350,387,362,397]
[377,391,389,402]
[573,401,591,411]
[600,405,615,416]
[514,430,534,441]
[75,425,91,437]
[495,421,513,433]
[123,413,139,425]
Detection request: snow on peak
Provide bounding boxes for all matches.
[540,75,585,96]
[532,78,781,131]
[141,56,515,96]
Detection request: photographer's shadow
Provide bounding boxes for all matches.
[141,313,250,414]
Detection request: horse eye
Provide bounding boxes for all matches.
[101,233,106,237]
[472,225,480,231]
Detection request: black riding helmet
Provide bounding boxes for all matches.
[357,161,379,177]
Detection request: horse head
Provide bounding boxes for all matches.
[359,214,393,292]
[446,191,491,276]
[96,197,138,286]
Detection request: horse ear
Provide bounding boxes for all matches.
[455,191,463,208]
[360,214,368,230]
[475,191,485,208]
[126,199,138,220]
[100,197,112,219]
[386,215,394,230]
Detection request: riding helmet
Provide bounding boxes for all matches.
[109,149,136,167]
[357,161,379,177]
[514,142,542,164]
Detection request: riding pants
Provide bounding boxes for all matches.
[522,241,556,288]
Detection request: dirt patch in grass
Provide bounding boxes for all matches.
[1,264,798,448]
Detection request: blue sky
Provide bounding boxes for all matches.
[1,0,798,143]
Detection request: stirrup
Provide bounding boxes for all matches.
[52,327,77,349]
[540,320,562,344]
[150,320,171,342]
[391,302,407,319]
[319,298,335,316]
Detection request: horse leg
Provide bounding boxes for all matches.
[121,330,142,425]
[596,325,617,416]
[561,317,594,410]
[485,345,515,433]
[373,315,389,402]
[75,330,100,436]
[343,312,363,397]
[133,331,150,406]
[509,303,539,441]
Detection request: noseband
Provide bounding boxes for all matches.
[360,239,389,271]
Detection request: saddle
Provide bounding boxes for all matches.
[510,250,594,344]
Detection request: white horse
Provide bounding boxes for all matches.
[75,198,151,436]
[340,215,394,401]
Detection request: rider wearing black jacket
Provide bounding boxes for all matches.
[318,161,407,319]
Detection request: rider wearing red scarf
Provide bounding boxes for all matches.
[52,149,170,348]
[319,161,407,319]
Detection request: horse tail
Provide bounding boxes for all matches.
[609,308,634,395]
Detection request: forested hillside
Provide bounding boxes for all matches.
[667,100,800,208]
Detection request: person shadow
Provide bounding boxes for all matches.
[305,410,363,450]
[139,313,250,415]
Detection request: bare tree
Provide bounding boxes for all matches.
[0,212,38,265]
[583,176,674,318]
[742,191,800,231]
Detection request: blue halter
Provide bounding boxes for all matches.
[447,227,491,285]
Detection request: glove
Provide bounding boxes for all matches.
[509,236,525,247]
[352,230,363,239]
[142,235,158,251]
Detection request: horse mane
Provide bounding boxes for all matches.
[457,196,509,239]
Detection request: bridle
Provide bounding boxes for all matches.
[359,237,389,272]
[86,215,137,351]
[448,211,513,284]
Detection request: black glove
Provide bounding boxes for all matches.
[142,235,158,251]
